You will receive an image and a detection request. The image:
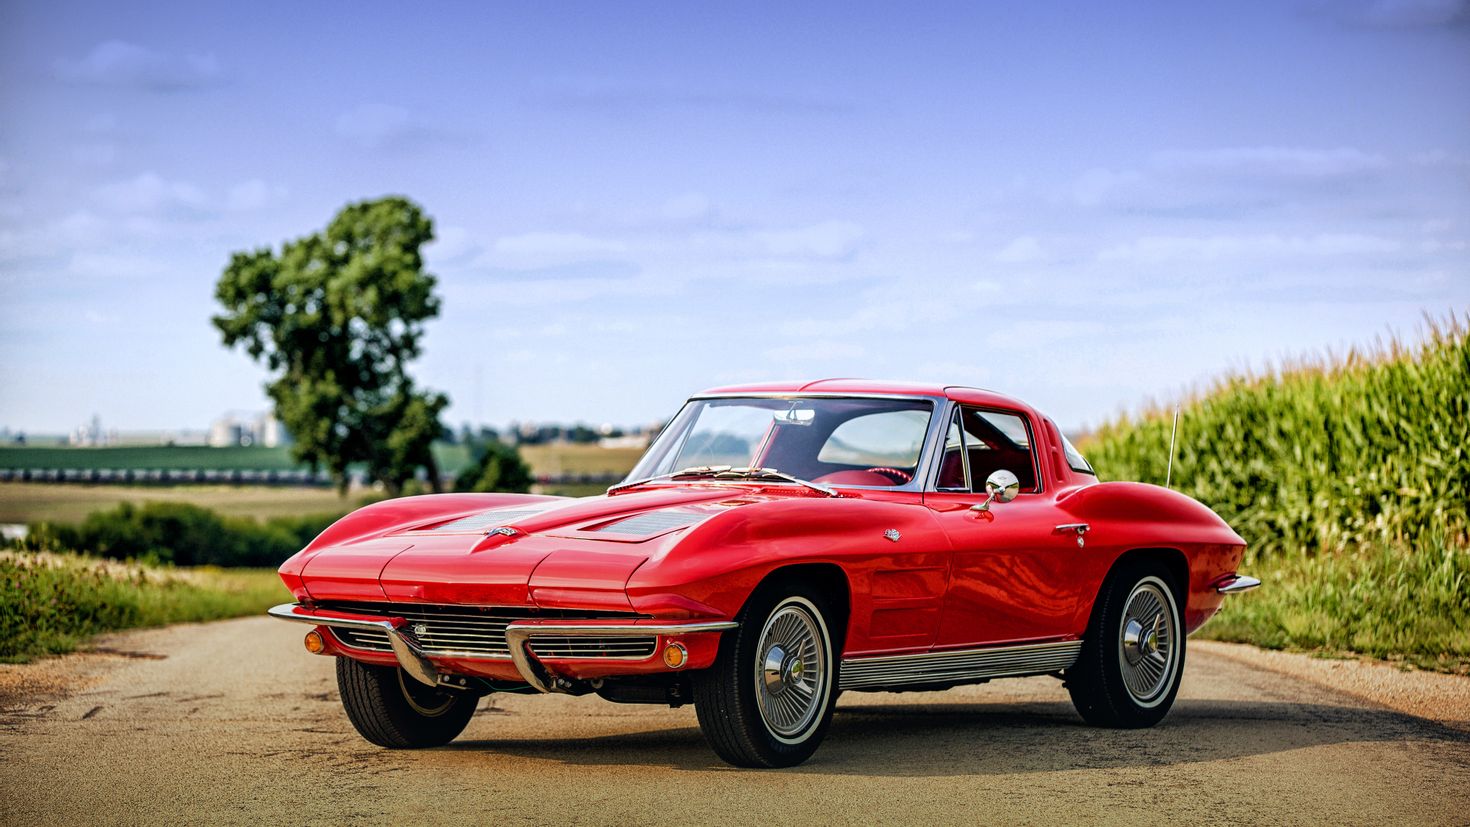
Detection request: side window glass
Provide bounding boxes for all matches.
[958,408,1039,493]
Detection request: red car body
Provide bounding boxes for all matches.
[272,380,1254,764]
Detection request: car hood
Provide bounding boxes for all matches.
[293,485,817,609]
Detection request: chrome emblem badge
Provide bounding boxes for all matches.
[884,529,901,543]
[486,526,518,537]
[411,623,429,637]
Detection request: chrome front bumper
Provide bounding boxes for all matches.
[268,602,735,692]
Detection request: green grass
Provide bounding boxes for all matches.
[1081,313,1470,671]
[0,552,288,662]
[1198,535,1470,673]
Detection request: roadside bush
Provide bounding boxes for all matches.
[0,552,287,662]
[454,439,535,493]
[21,502,339,567]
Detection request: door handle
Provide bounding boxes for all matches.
[1055,523,1089,547]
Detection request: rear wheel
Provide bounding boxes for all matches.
[694,586,839,767]
[1066,564,1185,728]
[336,658,478,748]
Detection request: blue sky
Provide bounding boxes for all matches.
[1,1,1467,434]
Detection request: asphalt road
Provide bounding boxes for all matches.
[2,617,1467,826]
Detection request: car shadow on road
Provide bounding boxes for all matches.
[443,698,1470,774]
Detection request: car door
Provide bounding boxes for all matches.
[926,404,1085,647]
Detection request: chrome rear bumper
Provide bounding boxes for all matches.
[1214,574,1262,594]
[268,602,735,692]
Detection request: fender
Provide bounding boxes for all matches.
[626,493,955,654]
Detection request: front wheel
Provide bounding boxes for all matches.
[1066,565,1185,728]
[336,657,478,748]
[694,587,839,768]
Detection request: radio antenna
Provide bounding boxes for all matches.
[1165,406,1181,490]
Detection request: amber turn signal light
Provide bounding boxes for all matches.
[304,629,326,654]
[662,642,687,669]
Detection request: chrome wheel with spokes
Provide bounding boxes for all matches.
[694,586,840,768]
[1067,565,1185,728]
[755,600,828,741]
[1117,580,1177,706]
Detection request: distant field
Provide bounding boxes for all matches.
[518,443,644,477]
[0,441,642,479]
[0,445,301,471]
[0,483,360,524]
[0,442,644,524]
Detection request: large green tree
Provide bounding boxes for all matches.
[213,196,447,496]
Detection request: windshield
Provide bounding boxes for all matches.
[627,396,935,488]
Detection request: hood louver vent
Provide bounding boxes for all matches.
[593,511,702,536]
[433,509,545,533]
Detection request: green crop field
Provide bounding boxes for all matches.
[0,483,362,524]
[0,441,640,477]
[1081,314,1470,672]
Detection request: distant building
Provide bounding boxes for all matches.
[209,411,291,448]
[70,414,116,446]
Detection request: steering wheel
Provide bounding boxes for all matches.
[865,466,913,484]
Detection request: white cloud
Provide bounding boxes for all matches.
[1155,146,1390,179]
[1097,233,1404,263]
[752,220,863,259]
[92,173,208,215]
[491,232,629,268]
[993,235,1047,264]
[763,341,867,361]
[661,193,714,223]
[1351,0,1468,27]
[72,143,117,166]
[87,173,285,218]
[1074,146,1395,210]
[224,179,287,211]
[334,103,418,149]
[68,252,163,279]
[56,41,222,91]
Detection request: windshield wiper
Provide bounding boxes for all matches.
[608,465,839,498]
[606,465,734,495]
[717,467,840,498]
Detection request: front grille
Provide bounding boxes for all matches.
[528,636,658,659]
[318,602,644,659]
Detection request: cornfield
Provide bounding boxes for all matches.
[1080,313,1470,670]
[1083,313,1470,562]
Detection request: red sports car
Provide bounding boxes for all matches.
[270,380,1256,767]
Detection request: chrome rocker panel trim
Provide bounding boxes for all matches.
[839,639,1083,691]
[268,603,735,692]
[1214,574,1262,594]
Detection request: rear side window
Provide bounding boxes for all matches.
[1061,433,1095,475]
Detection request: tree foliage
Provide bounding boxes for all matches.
[213,196,447,495]
[455,439,535,493]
